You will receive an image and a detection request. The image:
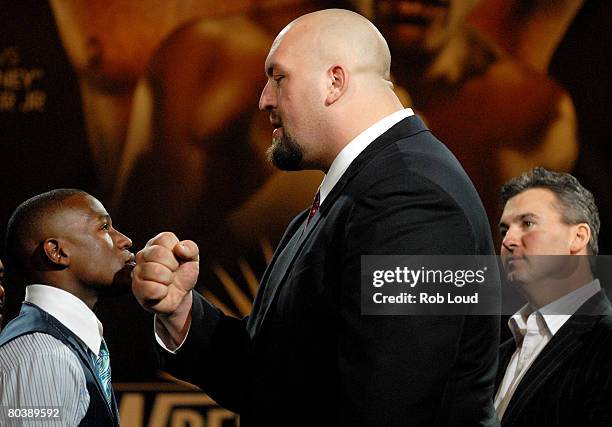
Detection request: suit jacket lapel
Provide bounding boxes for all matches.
[248,210,325,339]
[248,115,429,339]
[246,210,308,336]
[502,291,612,424]
[496,339,516,390]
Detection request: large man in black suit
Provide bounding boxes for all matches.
[132,9,500,426]
[495,167,612,426]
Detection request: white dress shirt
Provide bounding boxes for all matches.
[25,284,104,355]
[494,279,602,419]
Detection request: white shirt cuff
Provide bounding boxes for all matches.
[153,314,191,354]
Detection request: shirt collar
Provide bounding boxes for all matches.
[319,108,414,204]
[25,284,104,356]
[508,279,601,344]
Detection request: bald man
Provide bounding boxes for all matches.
[133,9,500,426]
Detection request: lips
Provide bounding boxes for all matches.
[272,126,284,141]
[504,256,526,269]
[125,253,136,267]
[269,115,284,140]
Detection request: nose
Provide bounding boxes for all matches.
[259,80,276,111]
[113,228,133,250]
[501,227,519,254]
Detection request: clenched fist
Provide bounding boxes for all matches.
[132,232,199,315]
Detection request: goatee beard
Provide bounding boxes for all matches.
[267,131,304,171]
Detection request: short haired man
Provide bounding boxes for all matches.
[0,189,133,426]
[133,9,500,426]
[495,167,612,425]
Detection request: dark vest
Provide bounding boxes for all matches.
[0,303,120,426]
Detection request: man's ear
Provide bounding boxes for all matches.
[570,223,591,255]
[43,238,70,267]
[325,65,348,106]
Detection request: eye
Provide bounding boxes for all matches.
[273,75,284,86]
[499,228,507,238]
[523,220,534,228]
[101,223,110,231]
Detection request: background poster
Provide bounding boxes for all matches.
[1,1,609,424]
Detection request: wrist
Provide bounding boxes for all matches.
[159,290,193,346]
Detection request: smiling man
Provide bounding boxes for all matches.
[0,189,133,426]
[495,167,612,426]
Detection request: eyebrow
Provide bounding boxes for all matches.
[499,212,538,228]
[96,214,111,223]
[266,62,287,78]
[266,63,276,78]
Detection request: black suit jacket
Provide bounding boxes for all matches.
[161,115,500,426]
[495,289,612,426]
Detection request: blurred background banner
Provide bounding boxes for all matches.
[1,1,609,424]
[115,382,239,427]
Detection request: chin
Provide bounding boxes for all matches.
[504,270,527,287]
[102,265,134,296]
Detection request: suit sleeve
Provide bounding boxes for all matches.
[157,292,252,413]
[337,171,499,426]
[156,213,308,414]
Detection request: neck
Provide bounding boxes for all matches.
[346,80,405,131]
[519,262,594,310]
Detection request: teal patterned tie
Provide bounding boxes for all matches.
[95,338,113,406]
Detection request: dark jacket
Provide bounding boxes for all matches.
[161,115,500,426]
[496,289,612,426]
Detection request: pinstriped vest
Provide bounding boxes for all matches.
[0,303,120,426]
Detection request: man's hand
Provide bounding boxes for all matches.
[132,232,199,315]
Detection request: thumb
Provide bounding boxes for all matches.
[174,240,199,262]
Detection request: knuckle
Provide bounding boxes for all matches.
[157,231,179,247]
[144,245,170,262]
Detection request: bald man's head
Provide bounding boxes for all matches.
[277,9,392,81]
[259,9,404,171]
